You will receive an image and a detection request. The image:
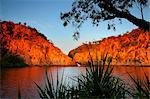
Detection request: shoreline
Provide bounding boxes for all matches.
[1,64,150,68]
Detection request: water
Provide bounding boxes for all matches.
[0,66,149,99]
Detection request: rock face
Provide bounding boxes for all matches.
[1,21,75,66]
[69,29,150,65]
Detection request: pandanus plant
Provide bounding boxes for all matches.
[73,54,129,98]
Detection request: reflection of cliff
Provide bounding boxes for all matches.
[1,21,75,66]
[69,29,150,65]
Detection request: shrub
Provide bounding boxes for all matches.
[73,54,129,98]
[35,54,130,98]
[7,24,13,31]
[68,49,77,59]
[131,41,138,46]
[38,32,47,40]
[1,51,27,67]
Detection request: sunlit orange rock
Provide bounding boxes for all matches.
[69,29,150,66]
[1,21,75,66]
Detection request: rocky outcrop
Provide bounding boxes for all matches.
[1,21,75,66]
[69,29,150,65]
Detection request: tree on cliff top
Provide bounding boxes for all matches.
[61,0,150,37]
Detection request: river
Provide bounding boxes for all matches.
[0,66,149,99]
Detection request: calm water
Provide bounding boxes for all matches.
[0,66,149,99]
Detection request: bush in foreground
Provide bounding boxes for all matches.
[73,55,129,98]
[35,55,130,98]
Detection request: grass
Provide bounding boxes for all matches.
[34,54,131,99]
[34,69,71,99]
[73,54,129,98]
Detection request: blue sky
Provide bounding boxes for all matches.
[1,0,150,54]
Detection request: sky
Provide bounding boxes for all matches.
[1,0,150,54]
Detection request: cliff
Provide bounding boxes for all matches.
[0,21,75,66]
[69,29,150,65]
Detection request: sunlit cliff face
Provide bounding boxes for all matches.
[69,29,150,65]
[1,21,150,66]
[1,21,75,66]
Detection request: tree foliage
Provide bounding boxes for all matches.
[61,0,150,33]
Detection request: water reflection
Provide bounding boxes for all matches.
[0,66,149,99]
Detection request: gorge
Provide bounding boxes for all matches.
[1,21,150,67]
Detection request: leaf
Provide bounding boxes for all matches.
[63,21,67,27]
[107,24,110,30]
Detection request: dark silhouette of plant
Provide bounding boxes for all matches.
[61,0,150,34]
[35,70,69,99]
[35,56,130,98]
[24,22,26,26]
[128,73,150,98]
[73,54,130,98]
[17,86,21,99]
[38,32,48,40]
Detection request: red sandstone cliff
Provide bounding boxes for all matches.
[69,29,150,65]
[1,21,75,66]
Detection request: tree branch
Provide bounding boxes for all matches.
[98,0,150,30]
